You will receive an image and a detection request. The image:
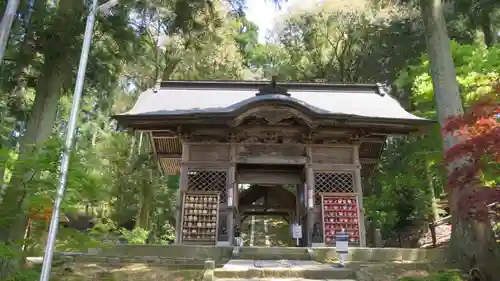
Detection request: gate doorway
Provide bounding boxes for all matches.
[235,164,307,247]
[240,214,291,246]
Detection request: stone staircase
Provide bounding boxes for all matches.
[38,245,447,281]
[226,245,355,280]
[214,247,355,281]
[216,279,355,281]
[213,260,356,280]
[234,246,311,260]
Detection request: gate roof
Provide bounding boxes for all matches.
[116,80,428,125]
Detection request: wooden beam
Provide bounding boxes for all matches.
[241,211,290,216]
[361,137,386,143]
[359,158,377,164]
[237,156,307,165]
[311,163,359,171]
[152,131,178,137]
[157,153,182,159]
[240,208,292,213]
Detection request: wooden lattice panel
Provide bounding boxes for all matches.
[187,169,228,203]
[159,158,180,175]
[154,137,182,153]
[314,172,354,205]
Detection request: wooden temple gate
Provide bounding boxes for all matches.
[114,79,431,247]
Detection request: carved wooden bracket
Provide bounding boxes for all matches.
[231,105,314,128]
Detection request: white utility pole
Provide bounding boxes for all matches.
[0,0,21,65]
[38,1,118,280]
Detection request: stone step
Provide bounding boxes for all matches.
[237,254,310,260]
[214,269,355,279]
[214,260,355,279]
[215,278,356,281]
[237,247,310,260]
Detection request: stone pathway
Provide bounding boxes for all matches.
[250,216,256,246]
[263,219,270,246]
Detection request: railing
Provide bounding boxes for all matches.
[429,202,499,248]
[429,215,451,247]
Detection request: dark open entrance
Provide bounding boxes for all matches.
[235,164,307,246]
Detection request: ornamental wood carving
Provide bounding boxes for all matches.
[311,147,353,164]
[231,105,314,127]
[180,133,230,143]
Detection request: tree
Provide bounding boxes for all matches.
[398,41,500,118]
[0,0,251,277]
[442,90,500,277]
[453,0,499,46]
[419,0,500,277]
[271,3,428,84]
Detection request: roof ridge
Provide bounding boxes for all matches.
[159,80,383,95]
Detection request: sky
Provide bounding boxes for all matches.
[244,0,298,42]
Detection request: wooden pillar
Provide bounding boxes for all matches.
[295,185,299,223]
[227,144,237,245]
[305,146,314,246]
[175,141,190,244]
[227,166,235,245]
[295,182,307,247]
[353,144,366,247]
[174,189,182,244]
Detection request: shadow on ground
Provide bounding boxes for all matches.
[51,263,203,281]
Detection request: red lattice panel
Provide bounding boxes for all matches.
[322,195,360,246]
[187,169,228,203]
[314,172,354,205]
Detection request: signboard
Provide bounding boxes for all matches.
[292,223,302,239]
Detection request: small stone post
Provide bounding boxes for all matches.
[374,228,383,247]
[204,259,215,269]
[203,260,215,281]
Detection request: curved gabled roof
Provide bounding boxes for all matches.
[117,80,429,123]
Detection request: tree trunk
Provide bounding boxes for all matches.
[0,59,70,277]
[425,158,439,222]
[419,0,500,278]
[480,17,496,47]
[136,169,154,230]
[478,2,496,47]
[0,59,69,234]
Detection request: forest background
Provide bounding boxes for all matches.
[0,0,498,280]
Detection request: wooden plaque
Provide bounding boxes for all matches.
[180,191,220,245]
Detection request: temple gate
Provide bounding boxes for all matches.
[114,79,430,247]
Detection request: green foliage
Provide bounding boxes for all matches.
[365,135,441,238]
[396,41,500,117]
[269,3,428,84]
[0,244,40,281]
[119,228,150,245]
[0,0,497,278]
[55,228,102,252]
[367,41,500,243]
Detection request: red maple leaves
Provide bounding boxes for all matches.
[443,85,500,221]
